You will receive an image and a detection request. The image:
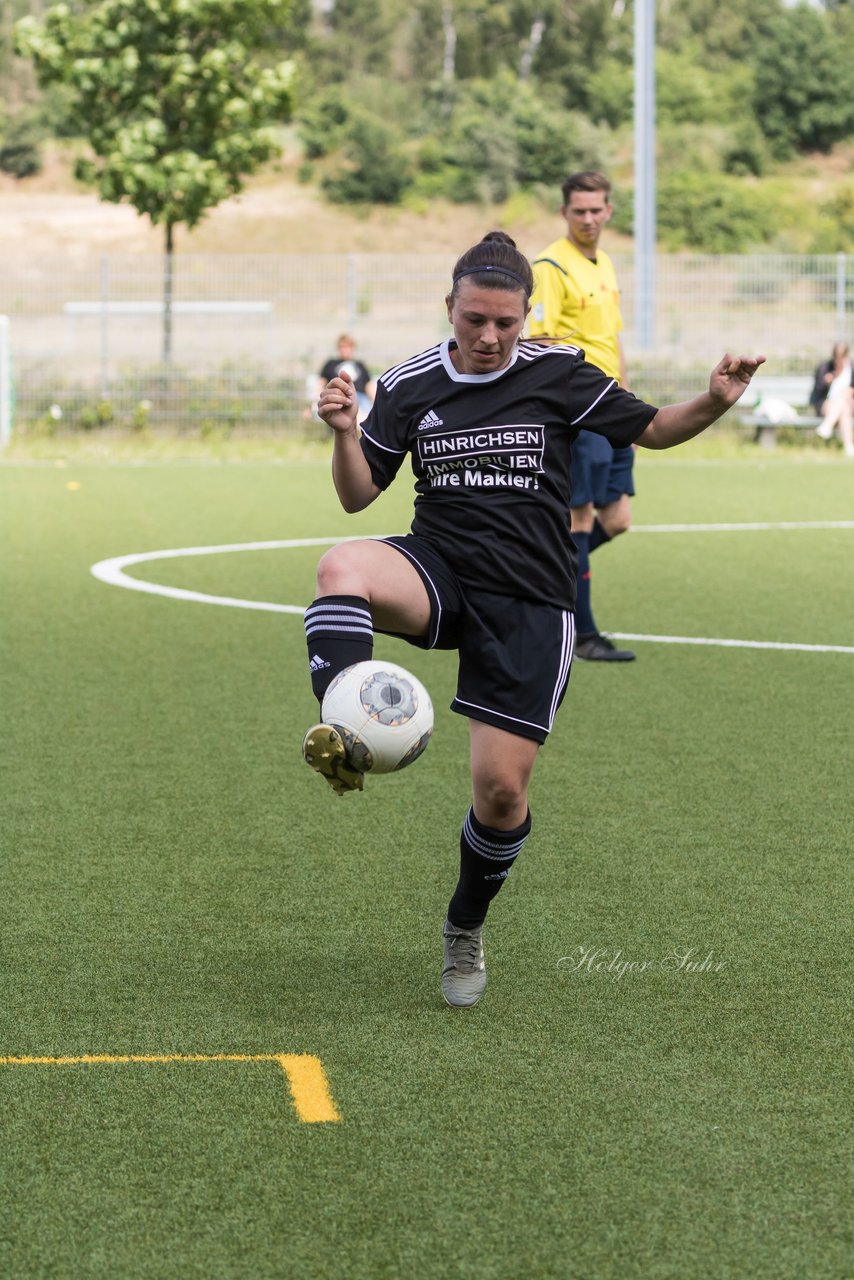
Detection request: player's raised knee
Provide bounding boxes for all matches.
[315,542,369,596]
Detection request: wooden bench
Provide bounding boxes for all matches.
[737,374,822,449]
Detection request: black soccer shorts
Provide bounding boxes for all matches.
[377,535,575,744]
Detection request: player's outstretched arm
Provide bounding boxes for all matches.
[318,371,382,512]
[637,354,766,450]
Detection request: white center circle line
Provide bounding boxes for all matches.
[90,537,377,615]
[89,526,854,654]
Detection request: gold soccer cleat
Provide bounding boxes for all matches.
[302,723,364,797]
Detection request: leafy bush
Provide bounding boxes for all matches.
[412,75,608,205]
[753,6,854,156]
[620,171,782,252]
[320,112,412,205]
[722,118,769,179]
[660,173,780,251]
[0,118,42,178]
[297,89,351,161]
[78,399,115,430]
[421,113,519,204]
[514,97,585,188]
[0,137,40,178]
[297,85,412,205]
[808,184,854,254]
[582,58,632,129]
[657,48,720,126]
[15,363,311,433]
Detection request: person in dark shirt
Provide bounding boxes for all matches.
[312,333,375,422]
[301,231,765,1009]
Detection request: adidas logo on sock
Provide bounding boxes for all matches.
[309,653,331,671]
[417,409,444,430]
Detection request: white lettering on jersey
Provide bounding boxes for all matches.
[462,470,538,490]
[419,424,544,491]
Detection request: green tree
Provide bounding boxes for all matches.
[811,184,854,253]
[752,4,854,156]
[656,0,780,66]
[296,86,413,204]
[16,0,294,361]
[408,0,632,108]
[582,55,632,129]
[413,74,607,204]
[520,0,632,112]
[654,171,780,252]
[310,0,405,77]
[321,110,413,205]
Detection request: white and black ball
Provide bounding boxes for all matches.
[321,660,433,774]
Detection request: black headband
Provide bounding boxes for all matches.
[452,265,530,292]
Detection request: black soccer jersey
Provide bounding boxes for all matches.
[359,339,657,609]
[321,357,372,394]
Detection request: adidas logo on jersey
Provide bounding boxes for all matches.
[309,653,331,671]
[417,409,444,430]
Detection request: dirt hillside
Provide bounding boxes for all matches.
[0,147,633,261]
[3,139,850,262]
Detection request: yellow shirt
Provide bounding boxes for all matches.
[529,238,623,382]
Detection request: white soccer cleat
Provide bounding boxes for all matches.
[441,919,487,1008]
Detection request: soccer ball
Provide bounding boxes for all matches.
[321,660,433,775]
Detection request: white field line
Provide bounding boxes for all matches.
[90,526,854,655]
[629,521,854,533]
[609,633,854,655]
[90,537,371,615]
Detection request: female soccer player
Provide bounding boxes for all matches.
[302,231,764,1009]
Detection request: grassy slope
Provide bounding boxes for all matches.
[0,140,572,259]
[1,137,852,260]
[1,456,851,1278]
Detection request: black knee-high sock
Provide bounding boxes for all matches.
[589,517,612,554]
[448,807,532,930]
[573,530,597,638]
[304,595,373,703]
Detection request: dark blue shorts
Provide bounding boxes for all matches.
[376,536,576,744]
[570,431,635,509]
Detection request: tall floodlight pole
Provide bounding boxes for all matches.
[634,0,656,349]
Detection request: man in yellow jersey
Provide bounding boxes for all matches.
[529,171,636,662]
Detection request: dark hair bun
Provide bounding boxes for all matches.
[451,231,533,297]
[481,230,516,249]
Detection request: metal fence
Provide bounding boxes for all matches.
[2,251,851,432]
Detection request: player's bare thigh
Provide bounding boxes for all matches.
[469,720,539,830]
[569,501,596,534]
[315,538,431,637]
[570,494,631,538]
[597,493,632,537]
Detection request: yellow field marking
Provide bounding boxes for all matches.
[0,1052,341,1123]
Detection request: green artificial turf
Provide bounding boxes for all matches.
[0,451,851,1279]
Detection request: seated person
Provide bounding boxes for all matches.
[809,351,835,415]
[814,342,854,456]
